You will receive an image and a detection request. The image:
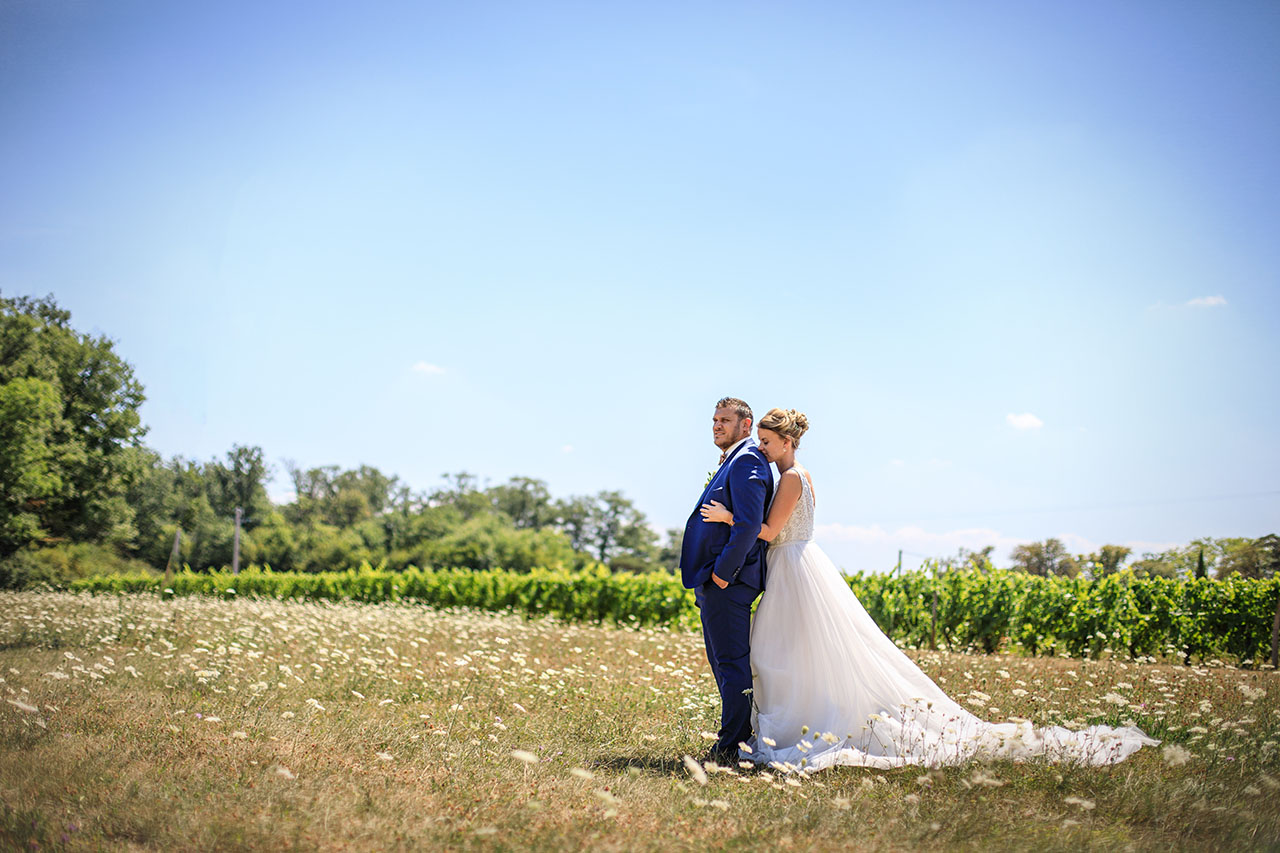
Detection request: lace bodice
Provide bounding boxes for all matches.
[771,468,814,546]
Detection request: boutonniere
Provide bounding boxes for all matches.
[704,470,715,487]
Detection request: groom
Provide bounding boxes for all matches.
[680,397,773,763]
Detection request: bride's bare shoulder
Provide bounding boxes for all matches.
[796,466,816,501]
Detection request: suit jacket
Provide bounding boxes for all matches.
[680,438,773,590]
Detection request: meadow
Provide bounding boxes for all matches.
[2,591,1278,851]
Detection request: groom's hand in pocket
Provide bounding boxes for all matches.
[710,573,729,589]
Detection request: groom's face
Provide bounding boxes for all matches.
[712,407,750,450]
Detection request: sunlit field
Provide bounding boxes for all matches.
[2,592,1278,851]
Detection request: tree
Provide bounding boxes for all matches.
[429,471,492,521]
[1146,537,1239,579]
[0,377,62,554]
[1217,534,1280,579]
[283,461,338,527]
[944,545,994,571]
[415,513,576,573]
[587,490,658,568]
[656,527,685,570]
[121,447,180,566]
[555,495,595,553]
[1085,544,1132,578]
[206,445,272,523]
[0,294,146,555]
[488,477,555,529]
[552,491,657,569]
[1130,552,1178,579]
[1009,539,1079,577]
[332,465,399,516]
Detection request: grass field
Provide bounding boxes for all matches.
[1,591,1278,851]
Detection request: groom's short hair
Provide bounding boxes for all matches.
[715,397,753,425]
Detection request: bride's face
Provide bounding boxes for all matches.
[757,428,790,462]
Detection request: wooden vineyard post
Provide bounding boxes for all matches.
[930,569,939,651]
[232,507,243,575]
[1271,590,1279,669]
[164,528,181,586]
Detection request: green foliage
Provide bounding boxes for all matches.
[850,566,1280,664]
[0,377,62,554]
[70,563,701,630]
[1129,536,1272,580]
[1008,538,1079,577]
[0,293,147,556]
[66,564,1280,664]
[488,476,556,529]
[0,542,155,589]
[1084,544,1132,577]
[205,445,272,522]
[1217,533,1280,579]
[413,514,580,574]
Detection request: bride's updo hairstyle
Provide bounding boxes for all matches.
[759,407,810,449]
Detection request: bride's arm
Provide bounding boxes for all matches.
[699,470,803,542]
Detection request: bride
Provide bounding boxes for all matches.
[699,407,1158,771]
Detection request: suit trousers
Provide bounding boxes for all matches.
[697,580,760,756]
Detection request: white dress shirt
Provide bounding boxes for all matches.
[716,436,750,470]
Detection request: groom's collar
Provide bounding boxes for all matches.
[717,436,752,467]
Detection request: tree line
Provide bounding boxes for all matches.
[1,292,1274,587]
[0,293,673,586]
[943,535,1280,580]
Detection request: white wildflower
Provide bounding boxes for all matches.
[965,770,1005,789]
[682,755,709,786]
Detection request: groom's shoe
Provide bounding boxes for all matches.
[701,744,741,766]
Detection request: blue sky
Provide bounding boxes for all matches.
[3,1,1277,571]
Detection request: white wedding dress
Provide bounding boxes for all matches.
[745,469,1158,772]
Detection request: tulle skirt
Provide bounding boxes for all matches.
[746,539,1158,771]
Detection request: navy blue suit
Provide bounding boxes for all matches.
[680,438,773,756]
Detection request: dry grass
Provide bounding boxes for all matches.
[1,591,1277,851]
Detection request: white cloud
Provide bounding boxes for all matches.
[1006,412,1043,430]
[1186,295,1227,308]
[561,445,574,454]
[412,361,446,375]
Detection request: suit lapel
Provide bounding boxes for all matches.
[696,438,755,507]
